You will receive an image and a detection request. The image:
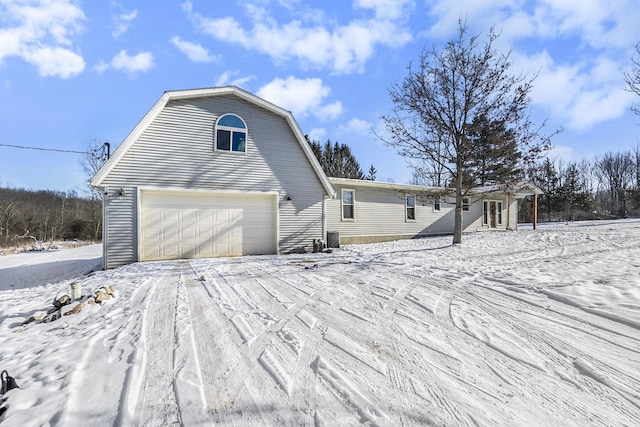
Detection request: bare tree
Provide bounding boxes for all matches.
[595,151,634,217]
[79,138,109,240]
[380,21,554,244]
[624,42,640,116]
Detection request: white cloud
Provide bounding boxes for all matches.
[0,0,86,78]
[93,60,109,74]
[171,36,218,63]
[23,46,85,78]
[424,0,640,52]
[339,118,372,135]
[549,145,574,161]
[112,6,138,38]
[421,1,640,131]
[308,128,327,143]
[515,50,634,131]
[257,76,343,121]
[185,2,412,74]
[354,0,414,20]
[316,102,344,122]
[110,50,155,74]
[215,70,255,87]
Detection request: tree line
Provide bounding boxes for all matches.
[308,138,377,180]
[0,187,101,248]
[521,148,640,222]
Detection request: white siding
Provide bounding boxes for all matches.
[101,95,326,268]
[509,198,519,230]
[326,182,515,244]
[327,183,456,242]
[102,186,137,269]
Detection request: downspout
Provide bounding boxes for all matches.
[322,196,327,243]
[102,187,108,269]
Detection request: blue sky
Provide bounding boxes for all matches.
[1,0,639,192]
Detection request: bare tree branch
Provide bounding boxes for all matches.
[378,20,557,244]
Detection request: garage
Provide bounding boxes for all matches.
[140,190,277,261]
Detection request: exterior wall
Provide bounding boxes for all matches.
[508,197,519,230]
[101,95,326,268]
[102,186,138,269]
[326,182,518,245]
[462,197,484,232]
[327,183,456,244]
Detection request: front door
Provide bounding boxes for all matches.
[483,200,502,228]
[489,201,497,228]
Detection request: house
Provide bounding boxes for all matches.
[92,86,542,269]
[91,86,334,269]
[327,178,542,245]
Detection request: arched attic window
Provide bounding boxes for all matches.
[215,113,247,153]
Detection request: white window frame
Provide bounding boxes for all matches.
[462,197,470,212]
[215,113,248,153]
[482,200,503,226]
[406,194,416,221]
[433,198,441,212]
[341,189,355,221]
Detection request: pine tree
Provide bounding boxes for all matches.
[464,115,522,186]
[367,164,377,181]
[307,139,365,179]
[558,163,594,221]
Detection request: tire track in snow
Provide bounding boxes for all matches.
[180,263,242,425]
[185,260,312,424]
[245,261,396,424]
[457,280,640,425]
[132,265,182,427]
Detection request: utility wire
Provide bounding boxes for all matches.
[0,143,87,154]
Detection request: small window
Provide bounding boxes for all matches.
[342,189,355,220]
[462,197,470,211]
[497,201,503,225]
[215,114,247,152]
[406,195,416,220]
[433,198,441,212]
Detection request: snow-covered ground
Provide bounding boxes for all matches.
[1,220,640,426]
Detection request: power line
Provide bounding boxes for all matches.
[0,143,87,154]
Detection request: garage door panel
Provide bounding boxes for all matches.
[141,191,276,261]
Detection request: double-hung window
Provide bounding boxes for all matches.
[215,114,247,153]
[433,198,441,212]
[342,189,355,220]
[462,197,470,211]
[406,194,416,220]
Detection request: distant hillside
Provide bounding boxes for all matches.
[0,187,101,248]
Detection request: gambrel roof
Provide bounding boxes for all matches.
[91,86,334,197]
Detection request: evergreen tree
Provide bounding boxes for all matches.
[367,164,377,181]
[558,163,594,220]
[532,158,562,221]
[307,138,365,179]
[464,115,522,186]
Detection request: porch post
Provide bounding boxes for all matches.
[506,195,511,230]
[533,194,538,230]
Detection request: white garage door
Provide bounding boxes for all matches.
[140,190,277,261]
